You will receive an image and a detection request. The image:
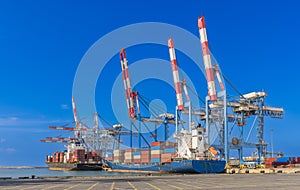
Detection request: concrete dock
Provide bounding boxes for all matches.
[1,173,300,190]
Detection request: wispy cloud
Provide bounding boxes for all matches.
[0,138,6,143]
[0,148,16,153]
[0,116,67,127]
[0,114,71,133]
[60,104,70,110]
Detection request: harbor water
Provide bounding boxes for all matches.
[0,167,135,179]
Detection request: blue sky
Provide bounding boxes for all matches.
[0,0,299,166]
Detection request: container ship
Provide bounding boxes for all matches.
[45,140,103,171]
[105,127,226,174]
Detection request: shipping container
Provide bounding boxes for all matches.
[295,164,300,168]
[151,158,161,163]
[151,150,161,155]
[151,154,161,159]
[275,157,289,163]
[151,146,161,150]
[134,151,141,156]
[124,159,132,163]
[151,142,162,146]
[164,148,176,153]
[125,148,134,152]
[141,158,150,163]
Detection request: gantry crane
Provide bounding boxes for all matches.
[119,48,182,148]
[197,15,284,164]
[167,15,284,165]
[40,98,133,154]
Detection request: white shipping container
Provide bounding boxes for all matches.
[114,150,125,156]
[151,150,161,155]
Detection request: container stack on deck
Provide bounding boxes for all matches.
[106,141,178,164]
[113,150,125,163]
[91,150,102,162]
[74,149,85,162]
[105,153,113,161]
[124,148,133,163]
[134,149,141,163]
[151,142,162,163]
[47,149,103,163]
[46,155,52,163]
[141,148,150,163]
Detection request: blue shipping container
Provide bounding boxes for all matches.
[151,158,161,163]
[275,157,289,163]
[134,152,141,156]
[164,148,176,153]
[151,146,161,150]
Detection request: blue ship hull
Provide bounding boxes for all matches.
[107,160,226,174]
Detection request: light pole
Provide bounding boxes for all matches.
[270,129,274,158]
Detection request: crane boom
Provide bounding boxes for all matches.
[182,79,190,103]
[168,38,184,110]
[198,16,217,101]
[214,64,225,91]
[120,49,135,118]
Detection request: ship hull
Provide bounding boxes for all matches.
[47,162,103,171]
[107,160,225,174]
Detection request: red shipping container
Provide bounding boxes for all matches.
[161,158,172,163]
[141,158,150,162]
[126,148,134,152]
[151,154,161,158]
[151,142,162,146]
[124,159,132,163]
[161,153,172,158]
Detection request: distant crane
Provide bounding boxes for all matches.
[40,98,133,153]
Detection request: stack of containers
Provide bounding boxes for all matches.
[113,150,125,163]
[105,152,113,161]
[295,157,300,168]
[272,157,289,168]
[52,152,59,163]
[59,152,64,163]
[46,156,51,163]
[288,157,296,168]
[161,142,177,163]
[124,148,133,163]
[49,156,53,163]
[133,149,141,163]
[141,148,150,163]
[151,142,162,163]
[68,153,74,162]
[85,152,93,162]
[57,152,61,162]
[265,158,277,168]
[92,150,102,162]
[74,149,85,162]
